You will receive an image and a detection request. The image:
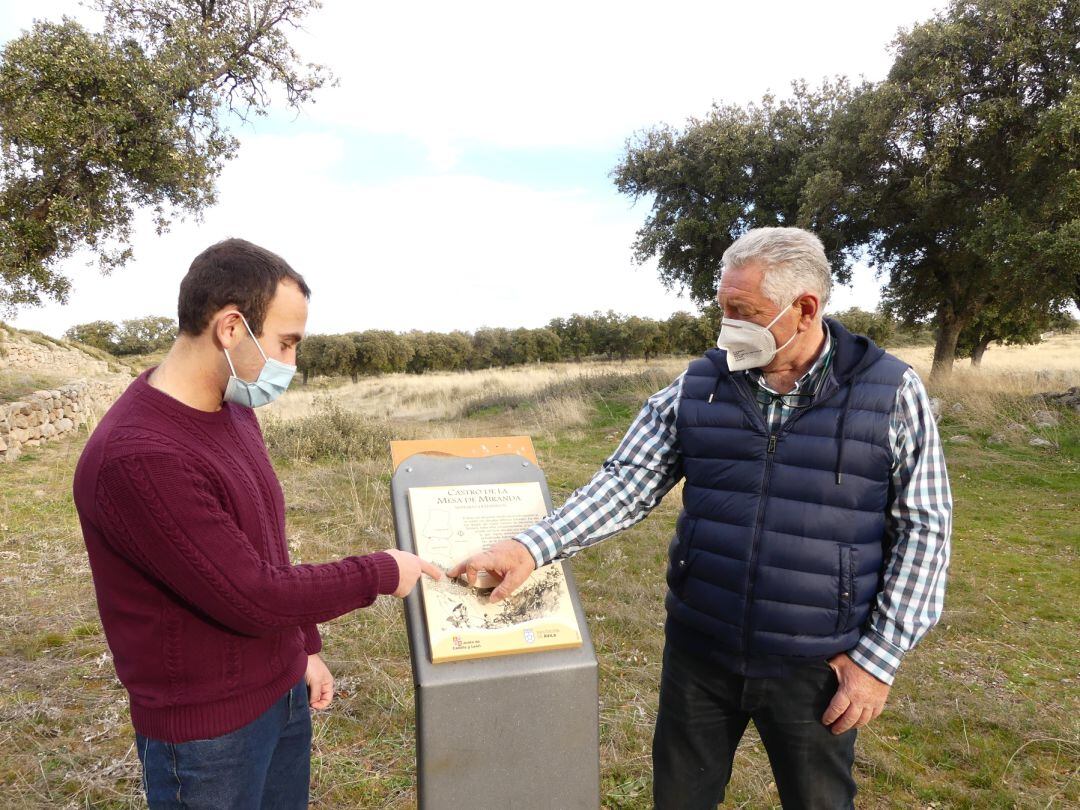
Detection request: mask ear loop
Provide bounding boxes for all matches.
[222,310,270,372]
[770,298,804,353]
[223,347,239,378]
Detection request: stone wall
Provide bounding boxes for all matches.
[0,378,131,462]
[0,331,114,377]
[0,328,134,462]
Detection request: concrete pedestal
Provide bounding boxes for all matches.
[391,453,600,809]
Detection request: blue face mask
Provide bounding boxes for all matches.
[222,312,296,408]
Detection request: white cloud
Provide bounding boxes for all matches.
[11,130,699,336]
[5,1,925,336]
[296,0,945,150]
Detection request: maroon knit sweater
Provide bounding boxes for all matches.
[73,368,399,743]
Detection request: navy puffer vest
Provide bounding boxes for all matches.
[666,318,908,664]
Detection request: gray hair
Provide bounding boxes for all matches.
[721,227,832,309]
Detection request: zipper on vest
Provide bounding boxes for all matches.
[741,431,778,655]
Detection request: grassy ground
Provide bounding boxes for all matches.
[0,354,1077,808]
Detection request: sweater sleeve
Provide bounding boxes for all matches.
[302,624,322,655]
[95,453,401,637]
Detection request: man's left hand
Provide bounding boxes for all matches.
[821,653,890,734]
[305,653,334,710]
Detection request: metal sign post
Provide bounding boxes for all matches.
[390,441,600,809]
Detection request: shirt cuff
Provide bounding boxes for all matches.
[848,629,906,685]
[513,524,561,568]
[371,551,401,596]
[302,624,322,655]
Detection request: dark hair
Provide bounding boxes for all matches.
[178,238,311,337]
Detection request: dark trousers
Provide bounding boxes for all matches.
[653,643,856,809]
[136,678,312,810]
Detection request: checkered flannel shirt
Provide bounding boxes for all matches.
[515,325,952,684]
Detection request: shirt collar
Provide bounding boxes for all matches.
[747,321,832,395]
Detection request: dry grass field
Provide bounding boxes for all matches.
[0,337,1077,808]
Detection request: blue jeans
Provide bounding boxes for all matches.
[653,643,857,809]
[136,678,311,809]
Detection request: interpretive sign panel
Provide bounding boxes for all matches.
[407,481,582,662]
[390,439,600,809]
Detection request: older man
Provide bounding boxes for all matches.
[450,227,951,808]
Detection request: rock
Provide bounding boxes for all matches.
[1044,386,1080,412]
[8,427,28,443]
[55,418,73,433]
[1032,409,1059,428]
[0,436,5,452]
[949,434,973,444]
[1029,437,1055,448]
[1004,421,1029,433]
[40,423,57,439]
[987,433,1007,445]
[929,397,943,421]
[950,402,965,415]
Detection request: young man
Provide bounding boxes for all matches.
[73,238,440,809]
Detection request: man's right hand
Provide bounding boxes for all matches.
[384,549,443,597]
[447,539,537,602]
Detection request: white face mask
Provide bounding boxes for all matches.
[715,299,801,372]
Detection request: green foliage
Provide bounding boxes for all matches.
[115,315,177,355]
[350,330,411,377]
[835,0,1079,379]
[63,314,176,355]
[613,79,869,303]
[830,308,896,346]
[0,1,331,312]
[614,0,1079,382]
[62,320,119,353]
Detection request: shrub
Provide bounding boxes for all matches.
[261,396,393,463]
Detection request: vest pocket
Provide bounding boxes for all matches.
[835,545,856,633]
[666,516,699,592]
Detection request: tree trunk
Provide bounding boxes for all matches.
[930,310,964,385]
[970,336,992,367]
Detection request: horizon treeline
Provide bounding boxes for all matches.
[57,307,1079,382]
[290,308,934,384]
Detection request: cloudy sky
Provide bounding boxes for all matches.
[2,0,945,338]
